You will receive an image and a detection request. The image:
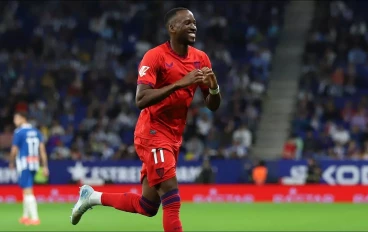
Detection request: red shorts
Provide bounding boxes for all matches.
[134,136,180,187]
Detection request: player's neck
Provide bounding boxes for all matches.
[169,39,188,57]
[19,122,30,127]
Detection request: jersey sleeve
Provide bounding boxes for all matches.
[137,49,161,87]
[199,52,212,94]
[202,52,212,69]
[12,131,21,147]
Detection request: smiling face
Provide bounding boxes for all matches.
[169,10,197,45]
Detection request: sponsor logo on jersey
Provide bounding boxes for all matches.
[165,62,173,68]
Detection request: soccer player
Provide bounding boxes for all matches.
[71,7,221,232]
[9,112,49,225]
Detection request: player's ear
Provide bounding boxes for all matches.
[168,23,176,34]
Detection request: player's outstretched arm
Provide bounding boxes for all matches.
[135,69,204,110]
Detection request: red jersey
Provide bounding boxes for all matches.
[134,41,211,144]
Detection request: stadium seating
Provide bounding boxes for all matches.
[0,1,286,161]
[289,1,368,160]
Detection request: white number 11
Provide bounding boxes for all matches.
[26,137,40,156]
[151,148,165,164]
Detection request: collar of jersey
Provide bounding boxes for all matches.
[20,123,32,128]
[166,41,188,59]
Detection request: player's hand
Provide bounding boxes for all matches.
[201,67,218,89]
[43,167,49,176]
[175,69,204,88]
[9,163,15,170]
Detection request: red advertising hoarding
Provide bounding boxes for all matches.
[1,185,367,203]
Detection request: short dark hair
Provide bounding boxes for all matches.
[164,7,188,27]
[15,111,28,120]
[258,160,266,167]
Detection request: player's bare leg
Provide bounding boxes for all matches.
[141,176,162,205]
[156,176,183,232]
[70,177,160,225]
[98,176,161,215]
[20,188,40,225]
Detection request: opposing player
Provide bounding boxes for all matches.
[71,7,221,231]
[9,112,49,225]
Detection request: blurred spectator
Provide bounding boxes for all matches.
[294,135,304,160]
[50,120,65,136]
[195,159,215,184]
[0,125,13,150]
[282,135,297,159]
[303,130,318,156]
[221,119,235,147]
[101,142,115,160]
[205,128,220,153]
[227,140,248,159]
[196,113,212,141]
[70,145,83,161]
[232,124,252,148]
[348,45,366,65]
[184,136,204,161]
[50,142,71,160]
[331,124,350,146]
[306,158,321,184]
[61,125,74,148]
[330,142,346,160]
[341,101,355,122]
[322,101,341,122]
[238,163,253,183]
[361,141,368,160]
[346,140,360,160]
[350,125,363,145]
[351,107,367,130]
[252,160,268,185]
[80,111,98,132]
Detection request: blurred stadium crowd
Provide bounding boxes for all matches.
[0,1,285,162]
[285,1,368,160]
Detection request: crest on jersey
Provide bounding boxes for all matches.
[139,66,150,77]
[194,61,200,69]
[156,168,164,178]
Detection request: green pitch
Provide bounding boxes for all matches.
[0,203,366,231]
